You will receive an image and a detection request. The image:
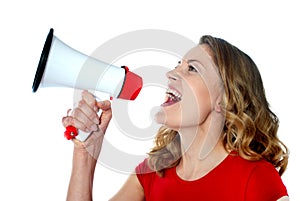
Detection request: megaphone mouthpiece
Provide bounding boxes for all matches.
[118,68,143,100]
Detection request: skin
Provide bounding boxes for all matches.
[155,45,225,160]
[161,45,228,179]
[63,46,289,201]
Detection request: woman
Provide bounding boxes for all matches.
[63,35,289,200]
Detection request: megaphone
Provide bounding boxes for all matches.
[32,28,143,100]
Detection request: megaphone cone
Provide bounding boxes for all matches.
[32,28,142,100]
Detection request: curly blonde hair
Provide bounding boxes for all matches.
[148,35,288,177]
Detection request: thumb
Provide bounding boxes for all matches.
[96,100,111,111]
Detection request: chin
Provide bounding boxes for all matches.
[153,109,180,131]
[154,108,166,125]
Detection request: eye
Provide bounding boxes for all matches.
[188,65,198,72]
[174,61,181,69]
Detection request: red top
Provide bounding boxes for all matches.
[135,153,288,201]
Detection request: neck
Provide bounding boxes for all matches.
[176,112,228,181]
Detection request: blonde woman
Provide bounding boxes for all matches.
[63,35,289,201]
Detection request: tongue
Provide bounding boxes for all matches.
[161,95,179,106]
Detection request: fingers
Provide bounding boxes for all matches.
[62,91,112,134]
[72,109,98,132]
[71,91,100,132]
[62,116,74,128]
[77,99,99,124]
[82,90,98,111]
[62,109,74,128]
[97,100,112,133]
[97,100,111,111]
[62,91,92,132]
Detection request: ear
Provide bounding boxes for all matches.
[214,102,222,113]
[214,94,224,113]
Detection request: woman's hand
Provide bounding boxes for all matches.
[62,90,112,159]
[63,90,112,200]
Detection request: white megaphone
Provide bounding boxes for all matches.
[32,28,143,100]
[32,28,143,141]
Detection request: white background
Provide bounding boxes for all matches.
[0,0,299,200]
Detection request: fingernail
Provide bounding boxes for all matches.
[91,124,98,131]
[94,106,99,112]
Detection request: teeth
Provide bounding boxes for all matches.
[166,88,182,100]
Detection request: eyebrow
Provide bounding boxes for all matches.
[186,59,205,68]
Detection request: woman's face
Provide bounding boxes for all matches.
[155,45,223,131]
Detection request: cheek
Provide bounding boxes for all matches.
[182,81,212,123]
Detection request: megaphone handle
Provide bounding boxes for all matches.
[75,130,93,142]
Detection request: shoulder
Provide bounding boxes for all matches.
[245,158,284,186]
[227,152,282,176]
[135,158,154,175]
[223,153,288,200]
[242,158,288,200]
[135,158,157,187]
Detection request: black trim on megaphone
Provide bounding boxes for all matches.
[32,28,54,92]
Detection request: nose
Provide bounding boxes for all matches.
[166,68,179,81]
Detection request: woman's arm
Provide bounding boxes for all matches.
[109,174,144,201]
[67,150,145,201]
[66,143,99,201]
[63,91,111,200]
[64,91,145,201]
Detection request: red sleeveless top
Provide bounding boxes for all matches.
[135,153,288,201]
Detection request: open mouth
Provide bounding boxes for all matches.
[161,88,182,107]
